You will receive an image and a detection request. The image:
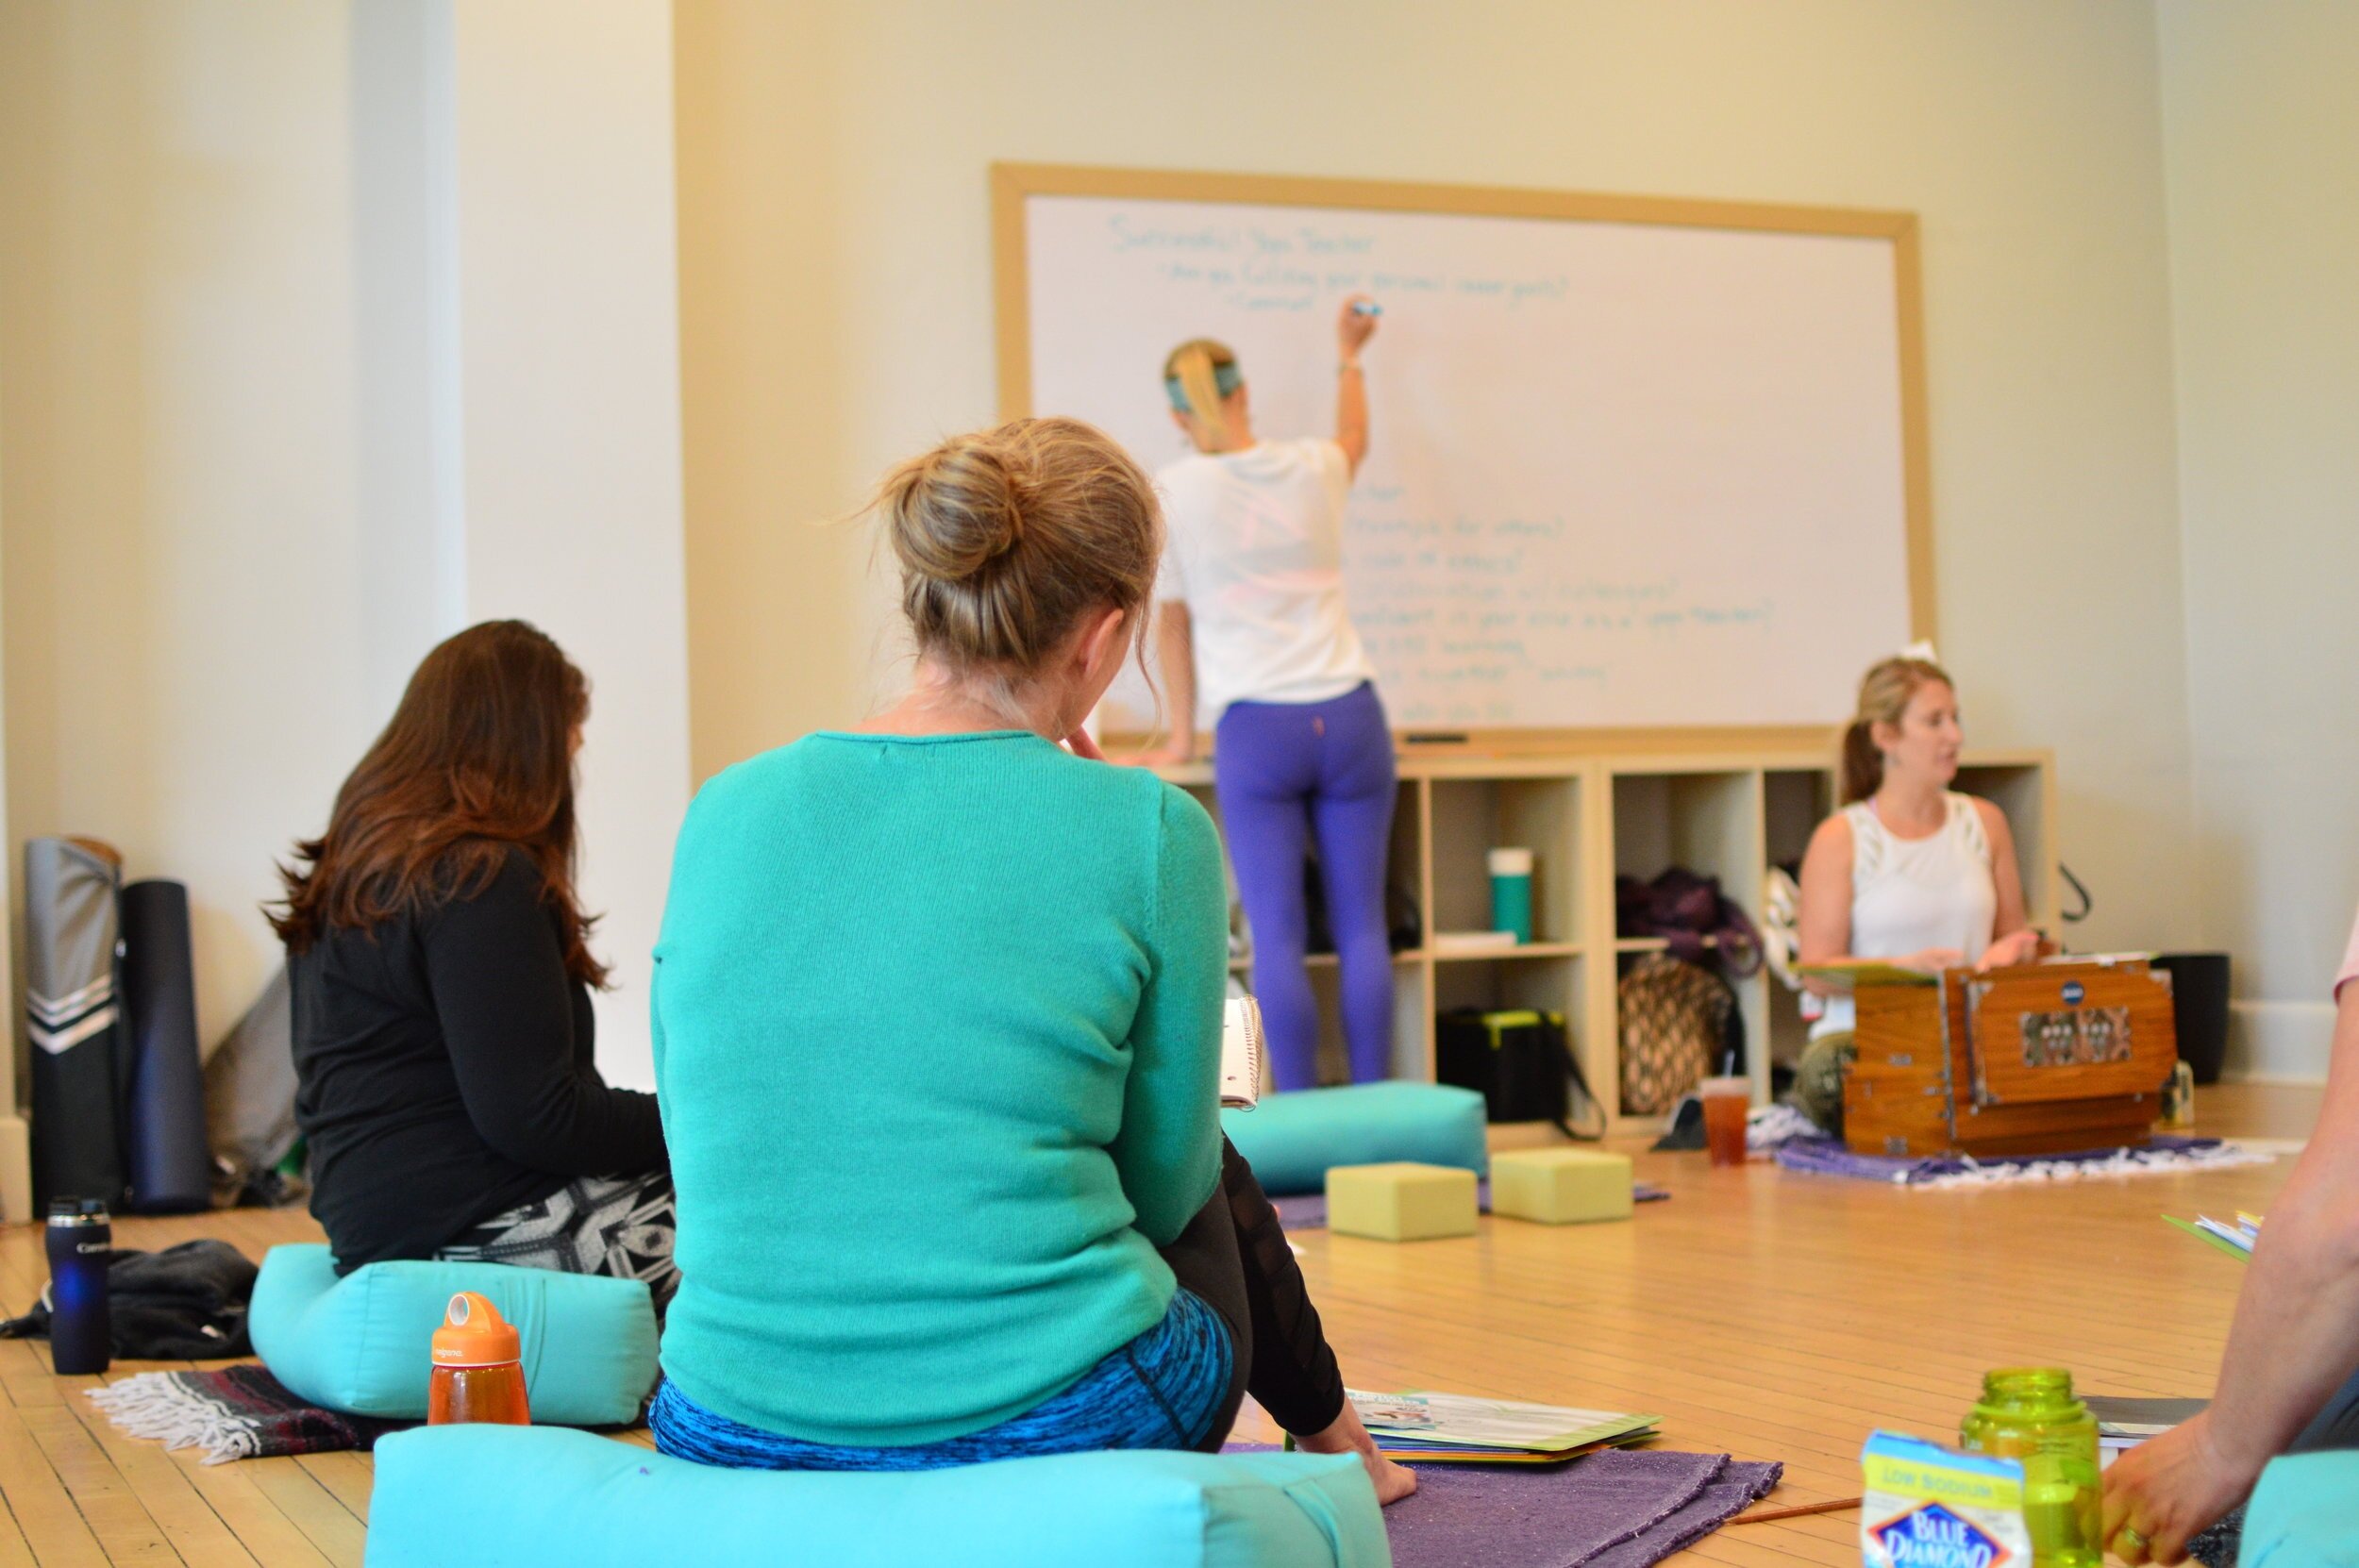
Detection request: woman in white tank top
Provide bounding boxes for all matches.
[1789,655,2040,1133]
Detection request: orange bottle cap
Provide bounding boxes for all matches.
[430,1291,522,1368]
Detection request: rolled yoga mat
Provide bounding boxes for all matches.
[24,837,130,1210]
[119,879,213,1213]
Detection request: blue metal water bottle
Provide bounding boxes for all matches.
[45,1197,111,1375]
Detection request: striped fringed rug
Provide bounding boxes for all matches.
[87,1363,401,1463]
[1773,1133,2278,1189]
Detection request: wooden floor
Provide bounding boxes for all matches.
[0,1083,2320,1565]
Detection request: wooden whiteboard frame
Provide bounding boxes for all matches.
[992,161,1935,753]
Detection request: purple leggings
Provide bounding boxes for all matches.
[1214,682,1397,1089]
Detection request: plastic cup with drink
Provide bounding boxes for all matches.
[1698,1075,1750,1167]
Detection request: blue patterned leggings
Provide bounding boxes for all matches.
[648,1139,1346,1471]
[650,1285,1232,1470]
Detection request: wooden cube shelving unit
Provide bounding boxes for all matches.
[1163,745,2056,1133]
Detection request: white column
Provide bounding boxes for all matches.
[441,0,693,1091]
[0,429,26,1223]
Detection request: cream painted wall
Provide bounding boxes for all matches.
[0,0,691,1092]
[2160,1,2359,1080]
[673,0,2199,958]
[675,3,871,778]
[0,3,383,1056]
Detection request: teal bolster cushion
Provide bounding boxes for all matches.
[248,1244,658,1426]
[2238,1453,2359,1566]
[364,1426,1392,1568]
[1221,1082,1488,1196]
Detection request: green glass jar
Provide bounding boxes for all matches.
[1959,1368,2101,1567]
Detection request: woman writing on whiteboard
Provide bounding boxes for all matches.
[1142,296,1392,1091]
[1789,652,2041,1134]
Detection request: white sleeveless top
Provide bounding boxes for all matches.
[1811,792,1999,1040]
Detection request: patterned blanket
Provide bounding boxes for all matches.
[86,1363,402,1463]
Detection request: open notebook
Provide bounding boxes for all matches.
[1220,996,1266,1109]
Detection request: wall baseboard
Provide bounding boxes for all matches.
[0,1116,28,1226]
[2222,999,2334,1084]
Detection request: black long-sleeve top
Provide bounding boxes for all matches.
[290,845,666,1270]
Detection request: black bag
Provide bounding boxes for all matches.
[0,1240,259,1359]
[1436,1008,1604,1140]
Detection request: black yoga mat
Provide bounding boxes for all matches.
[120,880,213,1213]
[25,837,130,1210]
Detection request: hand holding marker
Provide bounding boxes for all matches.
[1339,293,1380,363]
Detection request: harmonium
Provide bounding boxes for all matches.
[1845,959,2177,1159]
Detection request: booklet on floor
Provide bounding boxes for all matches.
[2164,1210,2260,1262]
[1347,1389,1661,1460]
[2085,1394,2209,1462]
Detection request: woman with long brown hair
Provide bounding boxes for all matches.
[273,620,674,1304]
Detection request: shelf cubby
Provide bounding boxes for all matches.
[1426,770,1583,948]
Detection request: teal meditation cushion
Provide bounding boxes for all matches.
[1222,1082,1487,1196]
[2238,1452,2359,1565]
[364,1425,1391,1568]
[248,1244,658,1426]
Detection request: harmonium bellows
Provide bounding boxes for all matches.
[1845,959,2177,1159]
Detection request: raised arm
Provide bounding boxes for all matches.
[2104,980,2359,1563]
[1333,294,1376,476]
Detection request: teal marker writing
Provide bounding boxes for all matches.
[1350,301,1381,316]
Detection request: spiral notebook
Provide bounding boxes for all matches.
[1220,996,1266,1109]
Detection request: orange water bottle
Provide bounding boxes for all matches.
[427,1292,531,1426]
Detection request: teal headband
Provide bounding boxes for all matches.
[1165,361,1243,414]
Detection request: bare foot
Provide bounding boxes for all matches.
[1294,1404,1419,1506]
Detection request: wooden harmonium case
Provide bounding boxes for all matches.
[1845,959,2176,1159]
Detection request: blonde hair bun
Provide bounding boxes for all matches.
[870,417,1163,674]
[881,436,1028,586]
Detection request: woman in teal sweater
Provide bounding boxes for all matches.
[648,417,1410,1502]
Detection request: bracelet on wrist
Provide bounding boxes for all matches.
[1338,359,1364,375]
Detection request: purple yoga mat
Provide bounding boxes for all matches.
[1271,1181,1669,1231]
[1228,1443,1782,1568]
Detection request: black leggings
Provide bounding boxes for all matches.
[1156,1137,1347,1453]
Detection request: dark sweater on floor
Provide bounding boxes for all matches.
[290,845,666,1271]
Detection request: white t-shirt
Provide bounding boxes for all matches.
[1154,439,1378,728]
[1812,792,1999,1040]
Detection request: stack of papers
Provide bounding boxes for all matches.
[1219,997,1265,1109]
[2165,1211,2262,1261]
[1346,1390,1659,1464]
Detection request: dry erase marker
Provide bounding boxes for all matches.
[1351,301,1381,316]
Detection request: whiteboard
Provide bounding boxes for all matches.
[1000,170,1927,735]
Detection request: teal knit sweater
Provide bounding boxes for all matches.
[650,731,1230,1445]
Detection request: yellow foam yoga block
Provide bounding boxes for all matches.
[1489,1148,1634,1225]
[1325,1162,1480,1242]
